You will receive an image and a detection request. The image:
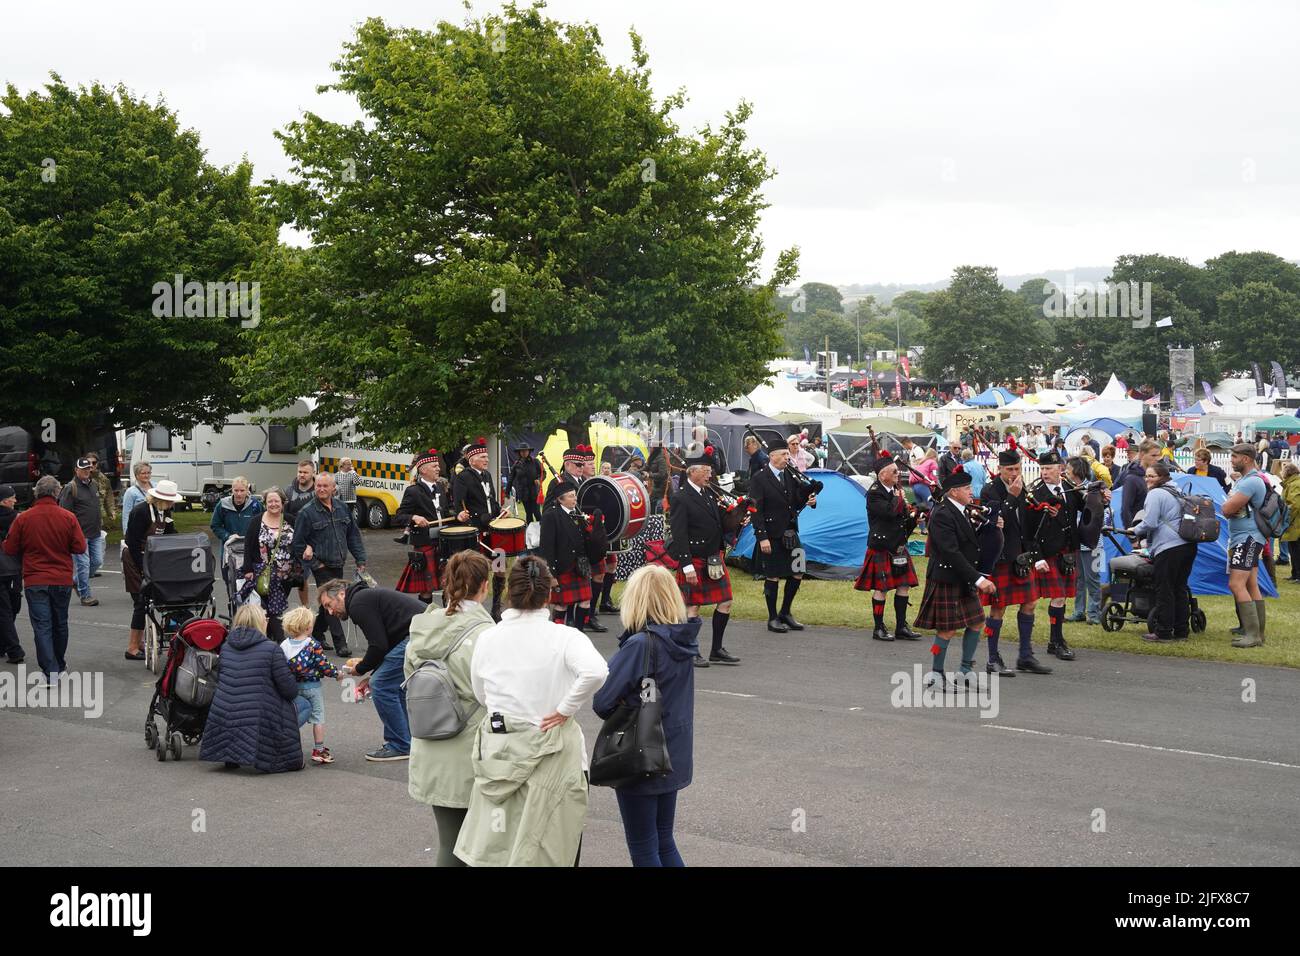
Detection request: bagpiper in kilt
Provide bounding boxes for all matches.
[979,448,1051,675]
[1024,450,1083,661]
[749,437,815,634]
[853,449,921,641]
[394,449,450,601]
[669,454,739,667]
[913,466,993,690]
[537,487,594,619]
[452,438,509,621]
[579,444,617,623]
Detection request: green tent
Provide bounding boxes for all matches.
[1249,414,1300,430]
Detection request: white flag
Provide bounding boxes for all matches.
[1155,316,1173,328]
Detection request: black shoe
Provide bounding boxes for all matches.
[693,655,710,668]
[599,602,619,613]
[893,625,922,641]
[334,644,352,657]
[986,657,1016,677]
[778,612,804,631]
[584,613,609,633]
[1047,640,1075,661]
[5,655,24,665]
[709,648,740,665]
[871,625,894,641]
[1016,656,1053,674]
[767,618,789,633]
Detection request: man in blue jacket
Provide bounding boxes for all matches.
[209,477,262,560]
[292,472,367,657]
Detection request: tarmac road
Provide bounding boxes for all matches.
[2,527,1298,867]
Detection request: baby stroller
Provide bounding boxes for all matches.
[1099,525,1207,634]
[141,533,217,675]
[221,534,247,621]
[145,617,226,762]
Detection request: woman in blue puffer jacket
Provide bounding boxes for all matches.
[200,604,307,773]
[593,565,699,867]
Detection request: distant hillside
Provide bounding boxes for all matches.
[836,267,1112,306]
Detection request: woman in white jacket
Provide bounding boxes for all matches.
[456,555,609,867]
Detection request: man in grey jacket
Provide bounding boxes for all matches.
[58,458,103,606]
[292,472,367,656]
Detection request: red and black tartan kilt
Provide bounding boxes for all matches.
[590,555,613,576]
[396,545,440,595]
[914,579,986,633]
[677,554,732,607]
[854,548,919,592]
[980,560,1039,608]
[550,567,593,606]
[1035,555,1077,599]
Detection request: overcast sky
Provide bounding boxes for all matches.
[5,0,1298,285]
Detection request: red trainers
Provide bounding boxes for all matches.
[311,747,334,765]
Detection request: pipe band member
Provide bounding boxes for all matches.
[395,448,450,602]
[452,438,510,621]
[538,485,594,627]
[669,450,738,668]
[978,449,1051,675]
[579,444,612,633]
[544,446,586,511]
[1024,450,1082,661]
[749,438,816,634]
[913,466,996,690]
[854,450,921,641]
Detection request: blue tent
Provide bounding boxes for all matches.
[732,469,867,579]
[1065,418,1138,439]
[966,387,1017,407]
[1102,474,1279,597]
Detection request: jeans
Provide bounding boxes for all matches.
[311,566,345,645]
[72,533,104,598]
[294,695,312,728]
[25,585,72,678]
[1073,547,1102,622]
[1152,543,1197,638]
[0,576,23,660]
[615,790,684,867]
[1280,540,1290,562]
[297,681,325,724]
[911,483,932,506]
[369,638,410,754]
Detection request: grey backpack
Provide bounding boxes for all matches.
[174,649,220,709]
[403,622,489,740]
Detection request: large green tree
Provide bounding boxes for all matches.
[920,266,1038,383]
[239,5,797,449]
[1217,281,1300,375]
[0,75,274,447]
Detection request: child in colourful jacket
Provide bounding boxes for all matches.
[280,607,340,764]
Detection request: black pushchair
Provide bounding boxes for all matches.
[141,533,217,675]
[145,617,226,762]
[1100,525,1207,634]
[221,533,247,622]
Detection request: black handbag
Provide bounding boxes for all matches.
[589,633,673,788]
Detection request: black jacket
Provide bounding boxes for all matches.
[538,505,587,576]
[506,457,542,502]
[284,479,317,520]
[543,471,582,511]
[395,479,451,544]
[452,466,498,531]
[669,482,724,560]
[747,464,810,544]
[937,451,963,486]
[1119,460,1148,529]
[125,500,177,574]
[345,581,427,676]
[926,499,982,586]
[1078,485,1104,550]
[979,476,1031,563]
[866,479,911,553]
[1022,479,1081,557]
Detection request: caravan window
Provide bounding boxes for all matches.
[268,424,299,455]
[145,426,171,452]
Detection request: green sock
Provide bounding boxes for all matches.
[960,628,980,672]
[930,636,951,672]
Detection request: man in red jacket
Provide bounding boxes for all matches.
[2,476,87,683]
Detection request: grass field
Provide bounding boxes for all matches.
[103,506,212,547]
[667,554,1300,669]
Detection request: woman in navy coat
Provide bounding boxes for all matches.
[200,604,306,773]
[593,565,698,867]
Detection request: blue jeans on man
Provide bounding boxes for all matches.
[1072,546,1102,623]
[72,532,104,599]
[368,638,410,754]
[25,585,72,678]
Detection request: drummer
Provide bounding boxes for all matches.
[452,438,511,620]
[394,448,450,603]
[581,445,617,628]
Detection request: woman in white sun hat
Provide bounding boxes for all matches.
[122,479,183,660]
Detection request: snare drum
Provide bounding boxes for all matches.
[438,525,481,562]
[577,473,649,543]
[488,516,527,555]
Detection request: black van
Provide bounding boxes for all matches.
[0,424,122,508]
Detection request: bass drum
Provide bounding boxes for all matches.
[578,473,649,543]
